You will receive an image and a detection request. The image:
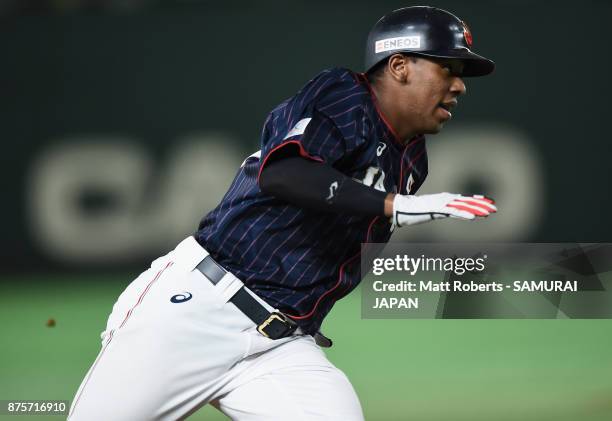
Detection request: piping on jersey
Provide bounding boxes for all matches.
[256,139,324,184]
[356,72,402,145]
[327,213,388,305]
[399,144,409,194]
[400,144,426,194]
[285,215,380,320]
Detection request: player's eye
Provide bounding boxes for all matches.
[437,61,452,72]
[441,65,454,76]
[441,62,463,77]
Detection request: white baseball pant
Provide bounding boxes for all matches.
[68,236,364,420]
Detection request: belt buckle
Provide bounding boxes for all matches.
[257,312,297,340]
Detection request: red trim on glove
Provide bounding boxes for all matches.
[447,203,489,216]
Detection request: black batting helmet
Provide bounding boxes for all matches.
[365,6,494,77]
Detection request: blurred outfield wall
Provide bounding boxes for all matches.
[2,0,612,272]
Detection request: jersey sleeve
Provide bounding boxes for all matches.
[257,109,367,182]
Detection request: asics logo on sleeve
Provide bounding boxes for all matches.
[407,173,415,194]
[326,181,339,201]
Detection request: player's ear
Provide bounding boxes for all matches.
[387,54,412,83]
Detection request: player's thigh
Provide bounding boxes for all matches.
[69,257,252,420]
[216,337,364,421]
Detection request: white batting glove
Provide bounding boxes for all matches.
[393,193,497,227]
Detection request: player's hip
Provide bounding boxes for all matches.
[102,237,303,356]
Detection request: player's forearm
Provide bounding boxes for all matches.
[259,157,388,216]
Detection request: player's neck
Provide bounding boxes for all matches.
[370,81,418,144]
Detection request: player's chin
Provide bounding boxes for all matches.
[423,121,445,134]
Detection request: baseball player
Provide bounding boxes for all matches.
[69,6,496,420]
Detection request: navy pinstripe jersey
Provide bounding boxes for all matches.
[195,68,428,334]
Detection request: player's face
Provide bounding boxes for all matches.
[401,57,467,134]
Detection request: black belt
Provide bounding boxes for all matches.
[196,255,298,340]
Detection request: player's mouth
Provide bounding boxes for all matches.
[437,100,457,119]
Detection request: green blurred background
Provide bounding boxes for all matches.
[2,0,612,420]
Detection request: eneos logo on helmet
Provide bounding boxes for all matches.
[375,36,421,54]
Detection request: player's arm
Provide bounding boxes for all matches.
[259,156,496,224]
[260,156,388,216]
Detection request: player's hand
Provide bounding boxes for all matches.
[393,193,497,227]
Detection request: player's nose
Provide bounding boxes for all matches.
[450,76,467,96]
